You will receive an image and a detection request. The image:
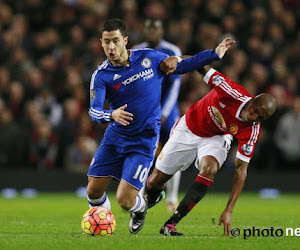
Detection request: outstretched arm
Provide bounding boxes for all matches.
[215,37,236,58]
[160,37,235,75]
[217,158,248,236]
[197,65,212,77]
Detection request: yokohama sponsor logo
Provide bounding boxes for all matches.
[122,68,154,86]
[208,106,226,132]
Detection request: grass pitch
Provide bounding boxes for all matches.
[0,192,299,250]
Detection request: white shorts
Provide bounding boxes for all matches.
[156,115,233,175]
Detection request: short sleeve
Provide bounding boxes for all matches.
[236,122,261,163]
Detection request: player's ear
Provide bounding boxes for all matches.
[124,36,128,46]
[100,38,105,48]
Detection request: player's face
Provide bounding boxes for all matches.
[101,29,128,63]
[242,103,268,123]
[144,21,163,47]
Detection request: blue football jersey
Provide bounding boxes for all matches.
[88,48,220,136]
[89,49,168,135]
[133,40,182,123]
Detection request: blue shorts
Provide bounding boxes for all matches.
[88,127,159,190]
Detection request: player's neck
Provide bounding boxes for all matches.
[148,41,160,49]
[110,50,130,67]
[240,99,253,121]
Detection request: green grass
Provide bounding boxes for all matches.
[0,192,299,250]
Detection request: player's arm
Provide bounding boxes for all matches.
[88,80,113,124]
[197,65,253,107]
[197,65,211,77]
[89,89,133,126]
[160,37,235,75]
[111,104,133,126]
[88,75,133,125]
[217,158,248,236]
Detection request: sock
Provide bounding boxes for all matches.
[145,175,165,204]
[166,171,181,204]
[87,192,111,210]
[129,194,146,213]
[165,174,213,225]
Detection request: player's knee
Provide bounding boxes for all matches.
[199,156,219,178]
[116,194,135,211]
[86,185,103,199]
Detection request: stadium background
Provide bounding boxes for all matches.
[0,0,300,193]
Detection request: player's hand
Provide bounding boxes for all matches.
[159,56,179,75]
[111,104,133,126]
[217,210,232,236]
[215,37,235,59]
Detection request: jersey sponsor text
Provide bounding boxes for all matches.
[122,68,154,86]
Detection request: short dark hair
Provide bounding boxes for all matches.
[101,18,127,37]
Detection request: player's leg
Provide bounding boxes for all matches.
[86,132,124,211]
[116,180,144,211]
[116,179,149,234]
[161,155,218,235]
[121,133,159,234]
[145,167,171,208]
[146,115,197,209]
[161,135,232,236]
[87,176,113,210]
[160,155,219,236]
[166,171,181,212]
[163,110,182,212]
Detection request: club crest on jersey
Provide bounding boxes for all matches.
[158,151,163,160]
[141,58,151,68]
[241,144,254,155]
[208,106,227,132]
[229,124,238,135]
[212,75,225,86]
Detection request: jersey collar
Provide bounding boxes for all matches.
[235,97,252,121]
[106,50,133,68]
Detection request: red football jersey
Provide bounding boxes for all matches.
[186,69,261,163]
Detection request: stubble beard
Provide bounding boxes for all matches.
[110,47,127,66]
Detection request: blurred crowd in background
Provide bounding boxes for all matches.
[0,0,300,172]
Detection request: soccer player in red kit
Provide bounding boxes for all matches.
[144,65,276,236]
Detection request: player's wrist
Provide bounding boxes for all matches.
[110,109,115,121]
[224,208,233,214]
[174,56,182,63]
[213,49,222,60]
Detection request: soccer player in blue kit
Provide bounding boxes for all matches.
[86,18,235,234]
[133,18,183,212]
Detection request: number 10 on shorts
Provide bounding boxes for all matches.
[133,164,148,183]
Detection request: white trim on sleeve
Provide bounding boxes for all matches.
[236,151,251,163]
[203,68,217,84]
